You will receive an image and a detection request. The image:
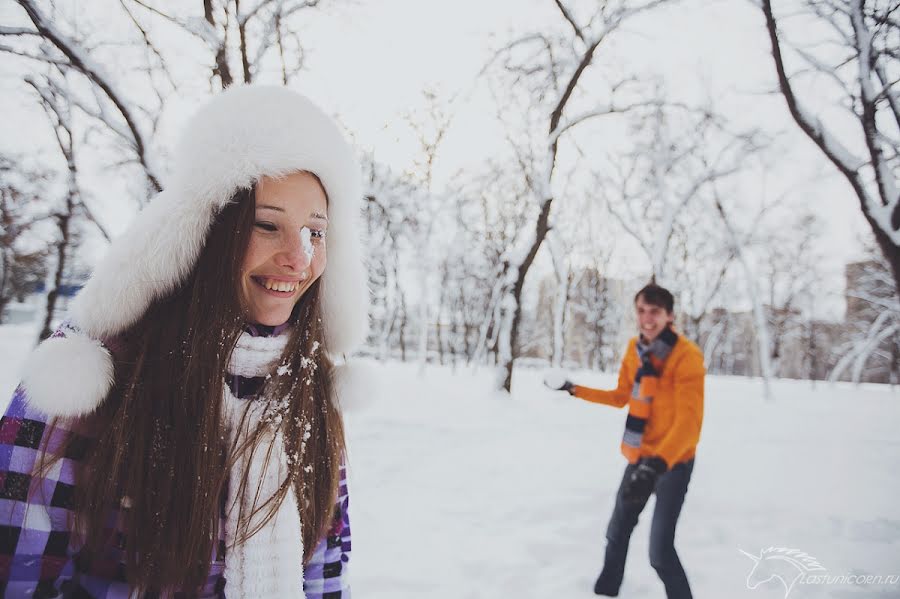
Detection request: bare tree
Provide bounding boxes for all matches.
[543,169,594,368]
[831,238,900,383]
[450,160,532,367]
[760,209,826,377]
[546,230,577,368]
[3,0,335,212]
[404,89,453,372]
[712,186,776,400]
[603,101,761,283]
[487,0,670,392]
[568,265,626,370]
[26,74,85,341]
[0,155,51,323]
[122,0,324,88]
[762,0,900,297]
[671,222,735,350]
[439,162,527,366]
[361,155,418,361]
[4,0,165,194]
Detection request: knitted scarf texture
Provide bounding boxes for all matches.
[621,327,678,463]
[223,328,307,598]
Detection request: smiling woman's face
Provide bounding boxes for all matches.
[240,172,328,326]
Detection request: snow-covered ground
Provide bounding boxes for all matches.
[2,324,898,598]
[345,363,900,599]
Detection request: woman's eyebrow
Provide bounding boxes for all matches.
[255,206,327,222]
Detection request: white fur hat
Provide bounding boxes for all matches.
[21,85,369,417]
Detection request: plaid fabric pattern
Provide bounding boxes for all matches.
[0,325,351,598]
[304,470,351,599]
[0,386,221,598]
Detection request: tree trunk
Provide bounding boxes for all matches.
[761,0,900,301]
[502,198,553,391]
[39,208,70,341]
[872,224,900,300]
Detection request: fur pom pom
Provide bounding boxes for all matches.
[331,359,378,413]
[20,335,114,417]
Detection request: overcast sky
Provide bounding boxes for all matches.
[295,0,870,257]
[1,0,875,316]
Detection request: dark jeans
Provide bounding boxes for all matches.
[596,459,694,599]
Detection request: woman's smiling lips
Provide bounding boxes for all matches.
[251,275,302,296]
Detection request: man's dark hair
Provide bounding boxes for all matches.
[634,283,675,314]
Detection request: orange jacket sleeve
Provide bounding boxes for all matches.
[654,348,705,468]
[571,340,634,408]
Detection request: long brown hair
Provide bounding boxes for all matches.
[42,185,345,593]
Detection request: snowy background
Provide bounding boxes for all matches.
[2,0,900,596]
[2,0,897,389]
[346,365,900,598]
[2,323,899,598]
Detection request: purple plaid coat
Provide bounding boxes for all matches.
[0,385,351,598]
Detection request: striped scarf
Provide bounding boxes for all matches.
[621,326,678,463]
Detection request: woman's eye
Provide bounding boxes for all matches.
[310,229,327,241]
[254,221,277,232]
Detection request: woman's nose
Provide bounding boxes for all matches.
[277,230,313,271]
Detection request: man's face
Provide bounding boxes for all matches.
[635,295,674,343]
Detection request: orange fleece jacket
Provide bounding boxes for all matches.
[572,335,705,468]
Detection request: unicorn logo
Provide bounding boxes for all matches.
[739,547,826,598]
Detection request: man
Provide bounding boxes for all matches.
[547,283,704,598]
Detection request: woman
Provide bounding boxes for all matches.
[0,85,368,598]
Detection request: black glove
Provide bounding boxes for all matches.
[621,456,667,505]
[543,375,575,394]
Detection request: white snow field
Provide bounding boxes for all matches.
[2,323,898,598]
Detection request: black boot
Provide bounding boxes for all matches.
[593,572,620,596]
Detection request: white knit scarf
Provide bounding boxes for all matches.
[223,330,306,598]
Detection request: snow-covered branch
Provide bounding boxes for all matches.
[549,100,649,145]
[0,43,70,65]
[128,0,222,46]
[553,0,586,42]
[873,61,900,132]
[118,0,178,92]
[238,0,320,26]
[713,189,774,399]
[845,290,900,313]
[829,309,897,382]
[763,1,869,178]
[548,37,601,138]
[761,0,900,294]
[16,0,162,192]
[606,191,648,250]
[0,26,40,36]
[849,0,899,219]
